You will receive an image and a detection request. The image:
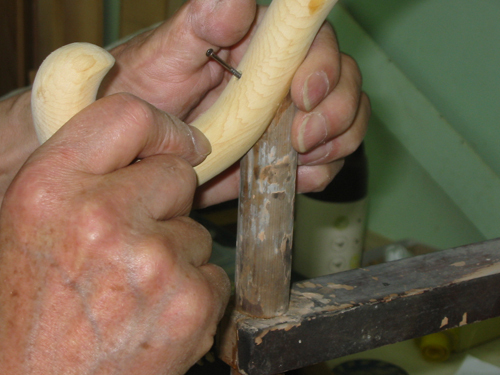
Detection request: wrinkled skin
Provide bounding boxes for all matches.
[98,0,370,207]
[0,0,369,374]
[0,95,229,375]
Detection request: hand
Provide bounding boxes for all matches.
[99,0,370,208]
[0,94,230,374]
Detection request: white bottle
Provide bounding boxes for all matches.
[293,144,368,278]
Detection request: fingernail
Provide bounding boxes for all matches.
[297,112,327,153]
[189,126,212,157]
[303,71,329,112]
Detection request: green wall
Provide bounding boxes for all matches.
[341,0,500,177]
[259,0,499,249]
[331,1,500,248]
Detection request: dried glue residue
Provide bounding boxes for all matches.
[404,288,427,296]
[301,292,325,300]
[460,313,468,326]
[326,283,355,291]
[454,262,500,282]
[300,281,318,289]
[254,322,303,345]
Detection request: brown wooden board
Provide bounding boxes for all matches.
[222,238,500,375]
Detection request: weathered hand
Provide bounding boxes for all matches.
[0,94,230,375]
[99,0,370,207]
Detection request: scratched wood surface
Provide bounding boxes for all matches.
[235,93,298,319]
[224,238,500,375]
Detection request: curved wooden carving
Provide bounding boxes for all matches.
[32,0,338,184]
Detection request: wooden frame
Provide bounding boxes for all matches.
[219,238,500,374]
[0,0,34,97]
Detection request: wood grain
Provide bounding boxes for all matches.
[191,0,338,184]
[31,43,114,143]
[31,0,338,184]
[235,94,297,318]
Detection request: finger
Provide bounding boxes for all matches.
[192,93,368,207]
[293,54,363,154]
[127,218,214,294]
[184,5,268,123]
[37,94,211,176]
[297,160,345,194]
[106,154,198,220]
[155,0,256,74]
[101,0,257,118]
[165,262,231,365]
[193,163,240,208]
[189,0,257,47]
[151,216,214,266]
[291,22,340,113]
[298,92,370,166]
[162,2,263,122]
[197,263,231,321]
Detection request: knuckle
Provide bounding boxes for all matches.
[158,156,198,192]
[131,236,174,289]
[71,196,123,251]
[341,94,360,122]
[361,92,372,118]
[4,165,61,222]
[163,154,194,175]
[158,275,216,346]
[341,54,363,93]
[176,281,215,331]
[343,139,361,159]
[176,216,212,245]
[106,93,155,134]
[342,53,362,80]
[319,21,337,45]
[310,161,345,193]
[322,20,335,35]
[328,97,358,132]
[121,96,155,128]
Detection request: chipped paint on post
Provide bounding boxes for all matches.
[235,95,298,318]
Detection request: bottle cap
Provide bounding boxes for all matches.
[418,332,451,361]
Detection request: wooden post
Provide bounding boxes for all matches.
[235,93,298,319]
[230,93,297,375]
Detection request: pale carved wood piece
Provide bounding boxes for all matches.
[31,0,337,184]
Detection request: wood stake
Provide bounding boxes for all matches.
[235,93,297,319]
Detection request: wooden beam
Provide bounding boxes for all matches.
[219,238,500,375]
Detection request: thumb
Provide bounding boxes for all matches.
[188,0,257,47]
